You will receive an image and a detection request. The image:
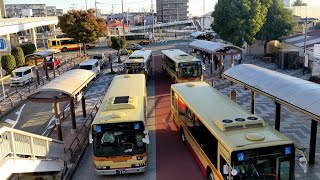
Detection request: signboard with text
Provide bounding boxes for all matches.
[0,38,7,52]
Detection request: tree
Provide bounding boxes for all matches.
[111,37,126,63]
[255,0,294,54]
[292,0,307,6]
[20,43,36,56]
[58,9,106,55]
[211,0,272,47]
[314,22,320,30]
[11,47,25,66]
[1,54,16,74]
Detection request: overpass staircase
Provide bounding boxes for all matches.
[0,127,65,180]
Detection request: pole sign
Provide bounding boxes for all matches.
[0,37,8,52]
[312,44,320,76]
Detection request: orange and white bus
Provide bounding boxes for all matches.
[171,81,295,180]
[89,74,149,175]
[161,49,204,83]
[48,38,95,52]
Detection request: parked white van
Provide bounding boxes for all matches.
[79,59,100,76]
[10,66,34,86]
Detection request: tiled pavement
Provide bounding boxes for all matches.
[201,56,320,179]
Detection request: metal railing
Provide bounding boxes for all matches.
[0,56,87,117]
[0,126,64,162]
[130,20,193,31]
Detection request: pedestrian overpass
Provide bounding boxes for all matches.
[0,16,58,51]
[129,20,196,32]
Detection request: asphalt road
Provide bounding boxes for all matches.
[71,41,204,180]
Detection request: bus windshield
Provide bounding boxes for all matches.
[79,65,93,70]
[231,146,293,179]
[92,122,146,157]
[179,64,201,78]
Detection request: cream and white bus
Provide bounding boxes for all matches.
[161,49,203,83]
[123,50,153,80]
[89,74,149,175]
[171,82,295,180]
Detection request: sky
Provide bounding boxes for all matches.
[5,0,320,16]
[5,0,217,16]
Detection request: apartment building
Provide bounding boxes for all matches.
[156,0,188,23]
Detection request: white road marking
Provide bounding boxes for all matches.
[12,104,26,128]
[5,119,15,124]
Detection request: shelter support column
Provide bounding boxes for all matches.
[219,53,224,79]
[53,96,63,141]
[5,34,11,52]
[70,98,76,133]
[210,53,213,74]
[81,92,86,118]
[35,59,40,84]
[251,91,255,114]
[231,54,234,67]
[52,25,57,39]
[30,27,37,50]
[275,102,281,131]
[309,119,317,164]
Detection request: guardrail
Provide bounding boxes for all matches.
[0,56,88,118]
[0,126,64,162]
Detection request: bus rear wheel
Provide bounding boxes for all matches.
[180,128,186,144]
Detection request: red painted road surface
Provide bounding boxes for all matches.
[154,55,206,180]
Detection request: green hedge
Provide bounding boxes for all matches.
[20,43,36,56]
[1,54,16,74]
[11,47,25,67]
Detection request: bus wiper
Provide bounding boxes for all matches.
[251,164,260,177]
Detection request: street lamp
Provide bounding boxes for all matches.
[303,17,308,75]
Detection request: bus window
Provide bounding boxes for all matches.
[185,107,194,132]
[60,40,69,45]
[51,40,57,46]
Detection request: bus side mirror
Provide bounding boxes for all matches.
[142,134,150,144]
[202,64,206,70]
[143,130,149,135]
[89,134,93,144]
[223,165,229,175]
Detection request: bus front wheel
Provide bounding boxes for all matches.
[140,41,145,45]
[86,45,90,49]
[62,47,68,52]
[208,171,214,180]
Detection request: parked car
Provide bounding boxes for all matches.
[10,66,34,86]
[91,53,108,68]
[79,59,100,76]
[43,56,61,69]
[126,44,144,51]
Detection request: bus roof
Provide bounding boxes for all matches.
[124,50,152,64]
[171,82,293,152]
[48,38,73,41]
[161,49,201,63]
[92,74,146,125]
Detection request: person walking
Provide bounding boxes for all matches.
[214,55,219,70]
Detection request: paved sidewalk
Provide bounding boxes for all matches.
[202,56,319,179]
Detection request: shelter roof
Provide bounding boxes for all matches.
[30,69,95,98]
[223,64,320,120]
[189,40,242,53]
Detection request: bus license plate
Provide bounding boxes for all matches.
[116,170,126,174]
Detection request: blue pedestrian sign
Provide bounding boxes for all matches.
[0,38,7,52]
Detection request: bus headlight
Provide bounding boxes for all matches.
[137,156,143,160]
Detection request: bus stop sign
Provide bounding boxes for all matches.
[0,38,7,52]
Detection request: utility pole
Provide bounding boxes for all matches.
[85,0,88,11]
[111,5,114,20]
[127,8,129,26]
[303,16,308,75]
[151,0,154,41]
[202,0,205,31]
[95,0,97,17]
[122,0,126,43]
[71,4,77,10]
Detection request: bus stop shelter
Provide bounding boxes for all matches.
[28,69,96,141]
[223,64,320,164]
[188,40,242,78]
[25,49,61,83]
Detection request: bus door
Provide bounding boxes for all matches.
[218,143,231,180]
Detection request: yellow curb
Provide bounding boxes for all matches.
[0,75,11,81]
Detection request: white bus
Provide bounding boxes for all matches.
[123,50,152,79]
[161,49,203,83]
[171,82,295,180]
